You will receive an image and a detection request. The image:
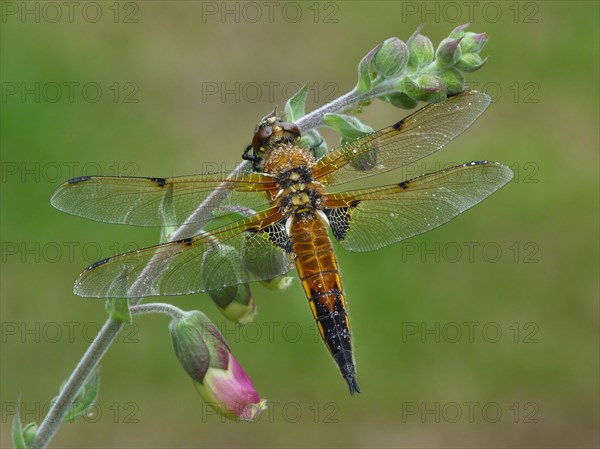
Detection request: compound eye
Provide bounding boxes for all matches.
[282,122,301,138]
[252,125,272,151]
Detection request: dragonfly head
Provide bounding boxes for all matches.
[243,112,302,171]
[251,117,301,153]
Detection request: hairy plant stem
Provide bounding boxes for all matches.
[33,318,122,449]
[129,303,186,320]
[33,79,400,449]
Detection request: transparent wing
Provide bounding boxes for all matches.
[322,161,513,252]
[313,91,492,186]
[51,171,277,227]
[73,208,294,298]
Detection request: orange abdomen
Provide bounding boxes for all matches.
[289,211,359,394]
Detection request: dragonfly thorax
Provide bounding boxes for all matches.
[261,142,315,176]
[272,164,324,217]
[276,184,324,217]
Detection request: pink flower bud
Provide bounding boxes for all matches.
[170,311,266,421]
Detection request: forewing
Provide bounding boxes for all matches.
[74,209,293,298]
[322,161,513,252]
[51,171,277,227]
[313,91,492,186]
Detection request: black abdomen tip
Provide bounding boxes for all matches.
[346,374,360,395]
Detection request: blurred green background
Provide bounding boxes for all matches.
[1,1,598,448]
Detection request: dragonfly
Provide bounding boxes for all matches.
[51,90,513,395]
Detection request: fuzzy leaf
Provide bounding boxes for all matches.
[323,113,373,140]
[105,298,132,324]
[22,422,37,448]
[12,398,26,449]
[63,370,100,423]
[355,43,382,94]
[284,84,308,122]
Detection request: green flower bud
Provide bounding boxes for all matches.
[209,283,256,324]
[373,37,409,78]
[449,23,471,39]
[460,32,488,54]
[436,37,463,67]
[455,53,488,72]
[323,113,376,170]
[344,136,378,171]
[380,92,419,110]
[170,311,229,383]
[395,76,419,95]
[242,232,293,295]
[397,75,446,103]
[201,243,249,316]
[407,34,435,71]
[436,68,465,95]
[300,129,328,160]
[414,74,447,103]
[260,274,294,291]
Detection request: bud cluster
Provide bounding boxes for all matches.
[284,23,488,161]
[376,23,488,102]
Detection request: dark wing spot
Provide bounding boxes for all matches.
[87,257,111,270]
[398,181,409,189]
[325,206,356,241]
[392,118,406,131]
[68,176,92,184]
[260,221,292,253]
[179,237,194,246]
[150,177,167,187]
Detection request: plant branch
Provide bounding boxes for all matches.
[33,318,122,449]
[130,303,186,320]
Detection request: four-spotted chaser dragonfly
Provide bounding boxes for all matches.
[51,90,513,395]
